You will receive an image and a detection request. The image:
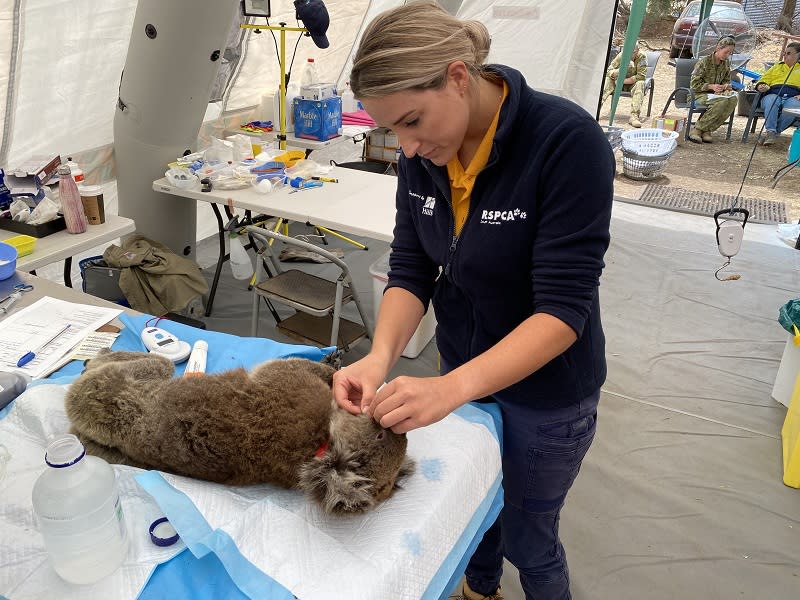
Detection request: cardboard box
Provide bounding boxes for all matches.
[293,97,342,141]
[655,115,686,145]
[384,131,399,148]
[300,83,337,101]
[11,155,61,187]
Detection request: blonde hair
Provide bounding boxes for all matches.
[349,0,492,99]
[716,36,736,50]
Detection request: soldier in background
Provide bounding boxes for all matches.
[601,43,647,127]
[687,36,738,144]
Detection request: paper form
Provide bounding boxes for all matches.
[0,296,122,379]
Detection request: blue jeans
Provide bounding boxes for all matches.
[761,94,800,134]
[465,390,600,600]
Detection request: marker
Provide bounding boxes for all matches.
[311,176,338,183]
[17,324,72,367]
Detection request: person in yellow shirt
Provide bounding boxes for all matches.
[755,42,800,146]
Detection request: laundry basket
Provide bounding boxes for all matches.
[621,128,678,156]
[601,125,624,152]
[621,148,675,180]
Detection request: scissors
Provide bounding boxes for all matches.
[0,283,34,315]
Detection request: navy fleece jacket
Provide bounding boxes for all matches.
[386,65,615,408]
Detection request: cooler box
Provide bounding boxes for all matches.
[369,251,437,359]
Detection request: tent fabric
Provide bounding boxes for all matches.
[1,1,615,248]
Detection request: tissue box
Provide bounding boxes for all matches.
[293,97,342,141]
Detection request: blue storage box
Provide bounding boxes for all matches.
[293,96,342,141]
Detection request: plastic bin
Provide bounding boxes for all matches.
[369,251,437,358]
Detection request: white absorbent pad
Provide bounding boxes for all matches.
[0,384,184,600]
[0,383,502,600]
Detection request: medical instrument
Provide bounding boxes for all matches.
[0,282,34,316]
[714,208,749,282]
[17,324,71,367]
[141,326,191,363]
[183,340,208,377]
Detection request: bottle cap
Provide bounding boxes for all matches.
[44,434,86,468]
[149,517,180,547]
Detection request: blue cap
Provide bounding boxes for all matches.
[295,0,330,49]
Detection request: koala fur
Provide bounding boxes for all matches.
[64,351,414,514]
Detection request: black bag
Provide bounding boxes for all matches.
[79,255,129,306]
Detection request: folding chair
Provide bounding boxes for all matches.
[246,226,373,351]
[741,90,800,143]
[660,57,735,141]
[613,50,661,117]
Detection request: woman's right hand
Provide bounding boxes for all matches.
[332,356,387,415]
[756,83,769,92]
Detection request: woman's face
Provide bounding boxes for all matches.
[360,68,470,166]
[784,46,799,67]
[714,44,735,62]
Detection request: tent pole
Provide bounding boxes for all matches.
[608,0,648,126]
[598,0,623,121]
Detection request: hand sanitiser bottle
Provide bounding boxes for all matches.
[32,434,129,584]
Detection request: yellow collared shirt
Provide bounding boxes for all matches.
[447,81,509,236]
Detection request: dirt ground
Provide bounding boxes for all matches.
[599,26,800,221]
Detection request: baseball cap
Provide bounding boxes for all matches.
[294,0,330,49]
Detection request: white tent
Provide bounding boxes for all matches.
[0,0,616,247]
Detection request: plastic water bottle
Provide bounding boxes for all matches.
[31,434,129,584]
[300,57,318,87]
[229,232,254,280]
[341,82,358,113]
[57,164,88,234]
[285,83,300,133]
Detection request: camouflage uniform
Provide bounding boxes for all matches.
[602,51,648,117]
[690,55,737,133]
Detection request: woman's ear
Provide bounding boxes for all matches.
[446,60,470,96]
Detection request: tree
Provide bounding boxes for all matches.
[777,0,797,33]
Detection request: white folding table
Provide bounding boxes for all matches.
[0,214,136,287]
[152,167,397,315]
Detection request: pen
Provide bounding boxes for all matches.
[17,324,72,367]
[311,177,338,183]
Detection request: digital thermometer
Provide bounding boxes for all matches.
[141,327,191,363]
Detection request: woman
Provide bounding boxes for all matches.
[332,2,614,599]
[755,41,800,146]
[688,36,738,144]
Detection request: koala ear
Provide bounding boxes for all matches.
[395,457,416,487]
[297,455,376,514]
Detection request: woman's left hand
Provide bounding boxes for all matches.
[366,375,463,434]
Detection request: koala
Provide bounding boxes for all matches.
[64,351,414,514]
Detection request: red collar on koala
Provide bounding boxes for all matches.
[314,439,329,458]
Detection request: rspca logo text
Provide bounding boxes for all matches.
[422,196,436,216]
[480,208,527,225]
